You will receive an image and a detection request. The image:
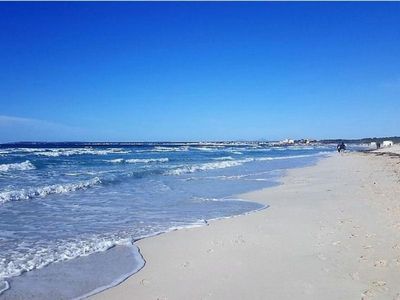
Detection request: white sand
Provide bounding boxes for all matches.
[92,150,400,300]
[375,144,400,155]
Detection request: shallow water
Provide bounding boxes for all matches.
[0,143,340,298]
[2,245,143,300]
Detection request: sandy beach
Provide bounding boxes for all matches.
[92,147,400,300]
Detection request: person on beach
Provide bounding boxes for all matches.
[337,142,346,153]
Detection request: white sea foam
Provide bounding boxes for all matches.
[191,147,221,151]
[0,177,101,204]
[125,158,169,163]
[0,220,207,284]
[152,146,189,152]
[105,158,169,164]
[256,152,329,161]
[185,169,285,182]
[0,234,132,281]
[212,156,234,161]
[0,161,36,172]
[167,158,253,175]
[228,150,243,155]
[105,158,125,163]
[36,148,130,157]
[175,152,328,177]
[0,148,47,155]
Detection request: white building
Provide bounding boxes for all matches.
[280,139,294,145]
[382,140,393,147]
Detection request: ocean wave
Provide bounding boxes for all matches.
[126,158,169,163]
[0,161,36,172]
[105,158,125,163]
[152,146,189,152]
[0,177,101,204]
[105,158,169,164]
[256,152,329,161]
[168,152,329,176]
[212,156,234,161]
[193,197,256,203]
[0,148,47,155]
[227,150,243,155]
[167,158,253,175]
[190,147,221,152]
[36,148,130,157]
[185,169,281,181]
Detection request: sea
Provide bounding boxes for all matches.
[0,142,363,299]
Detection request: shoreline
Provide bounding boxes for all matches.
[76,157,321,299]
[91,149,400,299]
[80,195,272,299]
[2,152,322,299]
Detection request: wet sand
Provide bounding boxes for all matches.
[92,149,400,300]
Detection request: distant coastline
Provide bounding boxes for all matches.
[2,137,398,148]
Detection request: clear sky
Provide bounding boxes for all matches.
[0,2,399,142]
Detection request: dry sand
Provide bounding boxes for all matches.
[92,149,400,300]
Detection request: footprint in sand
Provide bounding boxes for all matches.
[322,267,330,273]
[361,289,374,299]
[206,248,214,253]
[338,219,352,225]
[211,240,224,246]
[369,281,388,294]
[233,235,245,244]
[392,223,400,229]
[182,261,190,268]
[374,260,388,267]
[349,272,360,280]
[140,279,151,286]
[359,255,368,262]
[200,292,213,300]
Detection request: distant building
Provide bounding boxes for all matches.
[280,139,294,145]
[382,140,393,147]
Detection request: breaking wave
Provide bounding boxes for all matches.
[152,146,189,152]
[167,158,253,175]
[105,158,169,164]
[212,156,234,161]
[36,148,130,157]
[167,152,328,176]
[0,177,101,204]
[256,152,329,161]
[0,161,36,172]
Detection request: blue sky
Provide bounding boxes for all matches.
[0,2,399,142]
